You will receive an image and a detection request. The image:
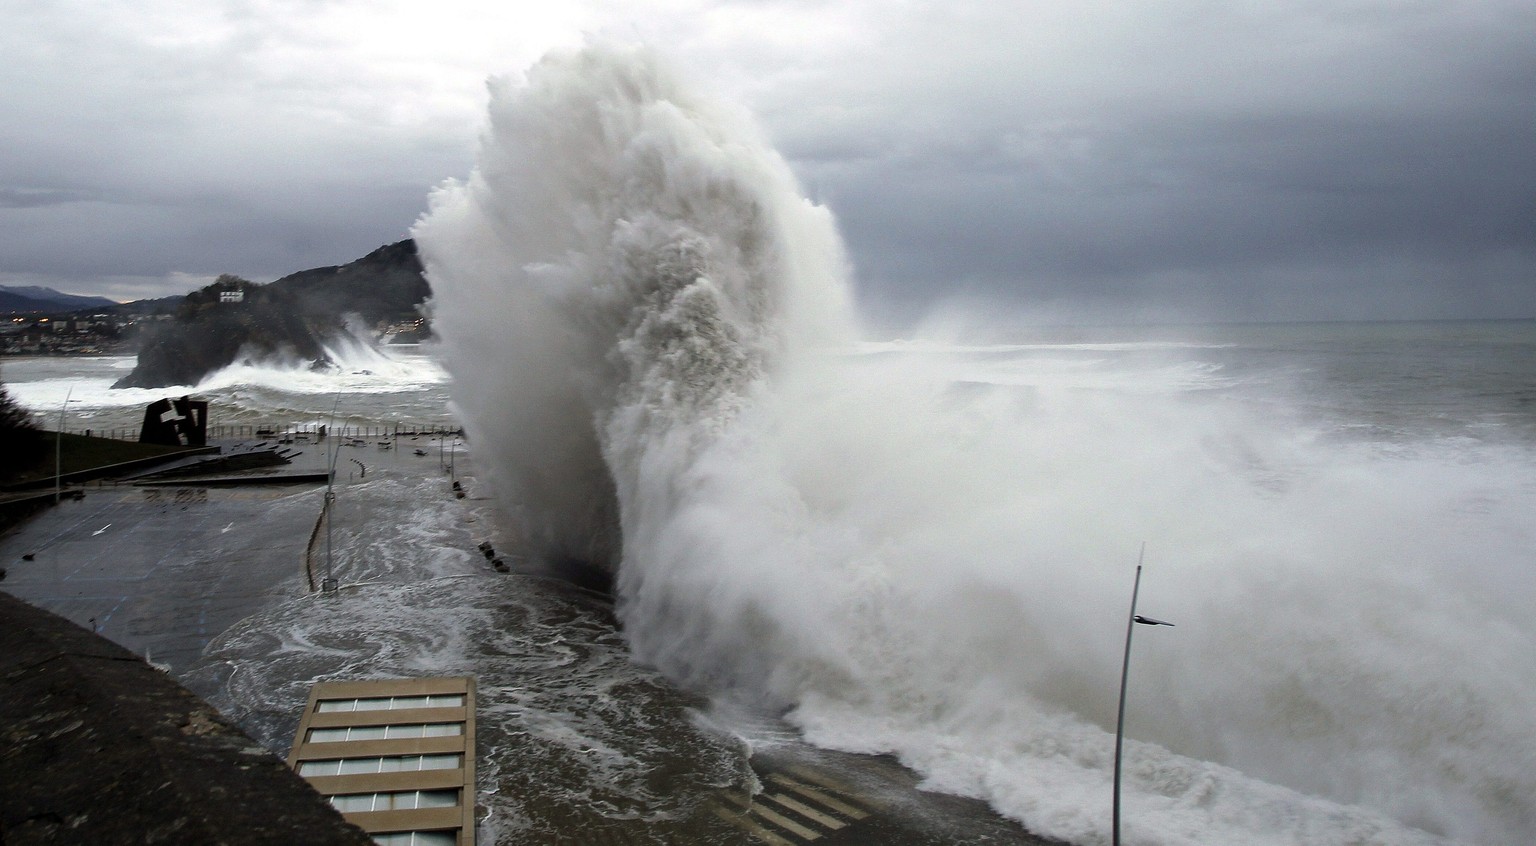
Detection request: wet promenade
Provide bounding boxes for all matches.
[0,445,328,673]
[1,438,1058,845]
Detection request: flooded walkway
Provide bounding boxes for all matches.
[2,438,1055,845]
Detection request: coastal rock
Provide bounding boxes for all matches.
[113,240,429,389]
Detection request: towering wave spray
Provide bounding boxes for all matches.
[416,46,1536,845]
[416,45,852,566]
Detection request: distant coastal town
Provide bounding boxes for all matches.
[2,310,428,357]
[2,310,164,356]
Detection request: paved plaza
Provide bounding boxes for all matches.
[1,480,322,673]
[1,442,1055,845]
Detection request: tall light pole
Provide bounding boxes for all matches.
[54,387,74,503]
[322,395,341,593]
[1114,545,1174,846]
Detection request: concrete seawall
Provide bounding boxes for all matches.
[0,591,374,845]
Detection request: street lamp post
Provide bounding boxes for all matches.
[322,395,341,593]
[1113,547,1174,846]
[54,387,74,503]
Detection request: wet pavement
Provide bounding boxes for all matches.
[1,437,1058,845]
[0,480,322,673]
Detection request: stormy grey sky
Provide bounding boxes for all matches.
[3,0,1532,325]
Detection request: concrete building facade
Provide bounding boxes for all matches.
[288,677,477,846]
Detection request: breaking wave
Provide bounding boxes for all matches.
[415,45,1536,845]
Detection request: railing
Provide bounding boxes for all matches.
[58,423,464,441]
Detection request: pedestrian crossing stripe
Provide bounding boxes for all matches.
[714,770,875,844]
[751,802,822,840]
[712,806,796,846]
[762,789,848,829]
[768,773,871,820]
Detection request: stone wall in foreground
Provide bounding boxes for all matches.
[0,590,375,846]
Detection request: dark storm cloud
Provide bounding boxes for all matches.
[751,1,1536,323]
[1,1,1531,322]
[0,1,481,298]
[825,97,1536,323]
[0,187,101,209]
[2,181,437,278]
[842,105,1535,275]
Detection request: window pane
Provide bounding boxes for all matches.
[349,725,388,741]
[420,754,459,770]
[331,794,378,812]
[422,723,462,737]
[417,790,458,809]
[378,756,407,773]
[425,695,465,708]
[371,834,410,846]
[298,760,340,776]
[317,700,355,713]
[412,831,458,846]
[392,696,430,710]
[352,697,392,712]
[309,728,348,743]
[384,724,423,739]
[338,758,380,775]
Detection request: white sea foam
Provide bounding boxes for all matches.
[194,325,448,397]
[857,339,1239,355]
[6,336,450,432]
[416,45,1536,845]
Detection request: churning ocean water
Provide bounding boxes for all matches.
[7,317,1535,845]
[412,45,1536,846]
[3,339,454,436]
[9,45,1535,846]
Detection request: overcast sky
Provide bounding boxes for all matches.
[3,0,1533,325]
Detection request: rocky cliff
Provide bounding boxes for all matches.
[113,240,429,389]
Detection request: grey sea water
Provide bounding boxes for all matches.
[3,341,454,436]
[1171,319,1536,442]
[8,320,1531,445]
[5,317,1535,845]
[918,318,1536,443]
